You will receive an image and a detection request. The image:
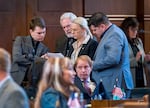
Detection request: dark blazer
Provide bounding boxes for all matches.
[55,34,75,56]
[0,77,29,108]
[68,38,98,60]
[11,36,49,84]
[74,76,91,104]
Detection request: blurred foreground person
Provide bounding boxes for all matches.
[0,48,29,108]
[34,57,80,108]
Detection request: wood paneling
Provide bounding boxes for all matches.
[144,0,150,53]
[144,21,150,53]
[84,0,137,29]
[84,0,136,15]
[0,0,26,53]
[144,0,150,15]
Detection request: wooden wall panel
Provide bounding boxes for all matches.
[144,21,150,53]
[84,0,136,28]
[84,0,136,15]
[38,0,72,11]
[0,0,15,52]
[144,0,150,15]
[0,0,26,53]
[144,0,150,53]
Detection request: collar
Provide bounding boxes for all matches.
[0,75,11,88]
[72,35,90,48]
[30,36,39,45]
[101,24,113,39]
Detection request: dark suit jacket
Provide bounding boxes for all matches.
[11,36,49,84]
[68,38,98,60]
[0,77,29,108]
[55,34,75,56]
[74,76,92,104]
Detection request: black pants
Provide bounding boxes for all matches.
[24,57,46,99]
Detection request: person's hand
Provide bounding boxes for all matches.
[41,53,49,59]
[136,51,142,61]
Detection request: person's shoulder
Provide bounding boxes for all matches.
[40,42,49,50]
[88,38,98,46]
[8,78,25,91]
[111,24,126,36]
[43,88,59,95]
[137,37,142,42]
[14,36,30,41]
[112,24,122,31]
[90,38,98,43]
[41,88,60,100]
[74,75,82,83]
[6,78,28,97]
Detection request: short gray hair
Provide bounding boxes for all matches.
[60,12,77,22]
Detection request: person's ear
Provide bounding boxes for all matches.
[29,29,33,34]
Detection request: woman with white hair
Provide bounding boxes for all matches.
[68,17,98,63]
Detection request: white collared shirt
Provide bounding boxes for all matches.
[71,35,90,63]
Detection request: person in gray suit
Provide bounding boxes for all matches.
[11,16,50,94]
[0,48,29,108]
[88,12,134,99]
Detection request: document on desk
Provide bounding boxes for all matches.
[46,53,64,58]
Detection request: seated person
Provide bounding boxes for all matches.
[11,16,50,85]
[34,57,80,108]
[11,16,50,98]
[74,55,96,104]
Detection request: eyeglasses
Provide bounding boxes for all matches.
[62,24,71,30]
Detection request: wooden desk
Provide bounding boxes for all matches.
[91,99,142,108]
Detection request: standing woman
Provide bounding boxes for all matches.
[68,17,98,63]
[120,17,146,87]
[34,57,80,108]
